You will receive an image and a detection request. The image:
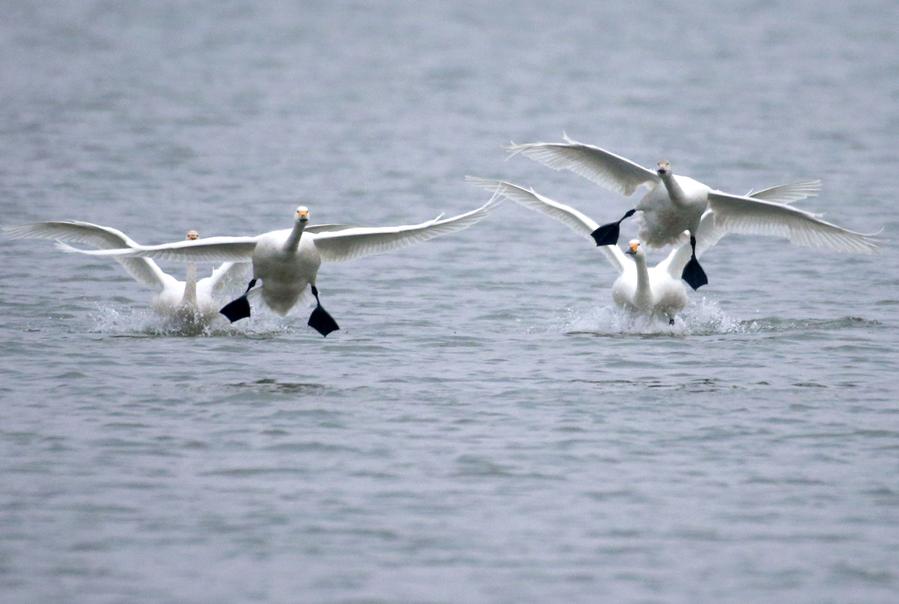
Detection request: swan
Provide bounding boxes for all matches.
[60,197,501,336]
[3,220,249,325]
[466,177,828,323]
[506,134,880,290]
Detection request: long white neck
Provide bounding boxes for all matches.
[283,220,307,252]
[660,172,688,207]
[180,263,198,306]
[633,254,652,307]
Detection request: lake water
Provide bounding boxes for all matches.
[1,1,898,602]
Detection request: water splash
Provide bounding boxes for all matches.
[88,304,298,338]
[558,297,876,337]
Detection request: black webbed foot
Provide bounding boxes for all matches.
[681,256,708,290]
[308,285,340,337]
[590,222,621,246]
[220,278,257,323]
[589,208,636,247]
[220,296,251,323]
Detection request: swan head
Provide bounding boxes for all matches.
[656,160,672,176]
[185,229,200,240]
[295,206,310,222]
[625,239,645,258]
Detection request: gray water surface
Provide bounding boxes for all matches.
[2,1,898,602]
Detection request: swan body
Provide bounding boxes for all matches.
[506,134,880,289]
[466,177,822,322]
[612,240,687,320]
[60,198,501,333]
[3,221,249,324]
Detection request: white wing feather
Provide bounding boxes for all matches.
[202,262,251,295]
[312,197,501,263]
[745,180,822,205]
[708,191,880,254]
[506,133,659,196]
[465,176,625,273]
[3,220,170,290]
[58,236,260,263]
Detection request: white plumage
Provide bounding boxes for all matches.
[466,177,834,323]
[3,221,248,325]
[506,134,879,254]
[58,198,501,325]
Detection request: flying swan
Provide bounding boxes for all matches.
[3,220,250,325]
[506,134,880,290]
[466,177,833,323]
[60,197,501,336]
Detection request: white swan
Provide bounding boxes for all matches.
[466,177,826,323]
[60,198,501,336]
[506,134,880,290]
[3,220,249,325]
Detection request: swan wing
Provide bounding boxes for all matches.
[3,220,170,290]
[313,196,501,263]
[466,176,625,273]
[304,223,354,234]
[58,236,261,263]
[745,180,822,205]
[505,134,659,196]
[708,190,880,254]
[202,262,252,295]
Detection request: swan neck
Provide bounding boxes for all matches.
[634,255,651,299]
[284,220,307,252]
[181,263,198,305]
[660,173,688,205]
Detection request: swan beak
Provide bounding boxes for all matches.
[625,241,640,255]
[186,230,199,240]
[297,209,309,221]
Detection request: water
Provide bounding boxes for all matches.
[2,1,898,602]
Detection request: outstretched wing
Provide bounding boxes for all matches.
[506,133,659,196]
[202,262,252,296]
[745,180,822,205]
[3,220,170,290]
[466,176,625,273]
[58,236,261,263]
[708,190,879,254]
[312,197,501,263]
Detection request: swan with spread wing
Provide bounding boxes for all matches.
[467,177,835,324]
[3,221,249,326]
[506,134,880,290]
[59,198,501,336]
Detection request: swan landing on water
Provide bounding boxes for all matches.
[59,198,501,337]
[3,221,249,327]
[506,134,880,290]
[466,177,848,324]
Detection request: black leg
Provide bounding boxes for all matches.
[681,235,708,290]
[307,284,340,337]
[220,278,257,323]
[590,208,636,246]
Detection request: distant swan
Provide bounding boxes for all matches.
[467,177,828,324]
[506,134,880,290]
[61,198,501,336]
[3,220,249,325]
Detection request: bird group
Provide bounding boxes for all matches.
[5,135,880,334]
